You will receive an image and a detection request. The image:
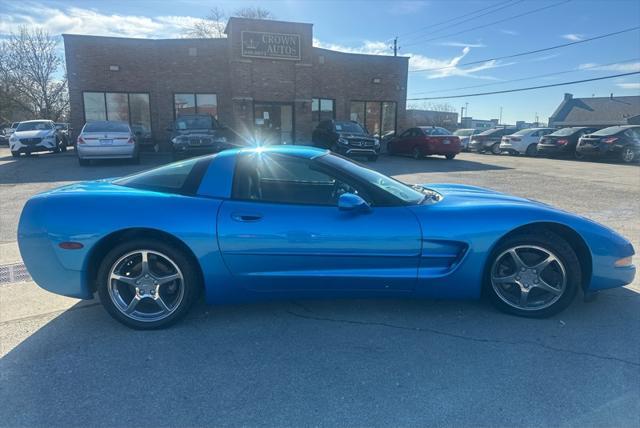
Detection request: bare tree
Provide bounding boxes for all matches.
[0,27,68,121]
[186,6,226,38]
[407,101,456,112]
[233,6,275,19]
[185,5,275,38]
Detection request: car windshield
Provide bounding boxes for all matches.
[319,153,424,204]
[16,121,51,131]
[591,126,626,136]
[83,121,130,133]
[550,127,580,136]
[175,116,213,130]
[334,122,365,134]
[453,129,475,136]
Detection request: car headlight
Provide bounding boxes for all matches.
[9,136,18,143]
[171,137,180,144]
[374,138,380,146]
[338,137,348,145]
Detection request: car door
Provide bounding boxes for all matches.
[217,152,422,292]
[393,129,411,153]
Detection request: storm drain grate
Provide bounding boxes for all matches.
[0,263,32,285]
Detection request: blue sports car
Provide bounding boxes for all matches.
[18,146,635,329]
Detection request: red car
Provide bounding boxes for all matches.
[388,126,461,160]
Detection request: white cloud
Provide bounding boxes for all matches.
[313,39,502,80]
[616,82,640,90]
[437,41,486,48]
[500,29,518,36]
[562,33,584,42]
[578,62,640,72]
[0,3,209,39]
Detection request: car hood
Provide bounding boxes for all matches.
[14,130,54,138]
[420,183,540,207]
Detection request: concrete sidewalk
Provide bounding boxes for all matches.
[0,241,21,265]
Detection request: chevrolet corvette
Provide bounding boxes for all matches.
[18,146,635,329]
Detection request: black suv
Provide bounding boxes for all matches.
[576,125,640,163]
[312,120,380,161]
[168,115,233,159]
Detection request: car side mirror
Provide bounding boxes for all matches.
[338,193,370,212]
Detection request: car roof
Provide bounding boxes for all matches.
[221,145,329,160]
[20,120,53,124]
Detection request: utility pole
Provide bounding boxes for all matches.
[393,37,398,56]
[499,106,503,125]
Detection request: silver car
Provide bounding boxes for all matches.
[77,121,139,165]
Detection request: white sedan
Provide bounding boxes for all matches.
[9,120,66,157]
[499,128,555,156]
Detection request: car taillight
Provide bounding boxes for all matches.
[602,137,618,144]
[77,136,85,144]
[557,139,568,145]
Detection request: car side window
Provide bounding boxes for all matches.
[232,153,368,206]
[399,129,411,138]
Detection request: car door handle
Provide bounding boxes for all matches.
[231,212,263,222]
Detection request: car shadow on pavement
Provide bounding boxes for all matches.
[2,288,639,426]
[375,154,513,176]
[0,151,173,184]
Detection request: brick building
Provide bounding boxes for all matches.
[63,17,408,148]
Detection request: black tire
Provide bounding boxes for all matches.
[574,150,585,160]
[445,153,456,160]
[525,144,538,157]
[78,157,89,166]
[61,137,68,152]
[485,229,580,318]
[367,155,378,162]
[490,142,501,155]
[412,146,422,159]
[52,137,61,153]
[97,238,201,329]
[620,146,636,163]
[11,151,20,158]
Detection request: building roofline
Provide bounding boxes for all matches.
[62,33,227,42]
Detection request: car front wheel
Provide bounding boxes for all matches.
[525,144,538,157]
[445,153,456,160]
[486,230,580,318]
[97,239,201,329]
[490,142,501,155]
[620,146,636,163]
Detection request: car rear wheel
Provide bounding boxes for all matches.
[525,144,538,157]
[412,146,422,159]
[490,142,501,155]
[620,146,636,163]
[97,239,201,329]
[445,153,456,160]
[485,230,580,318]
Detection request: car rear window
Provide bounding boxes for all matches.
[113,157,212,195]
[550,127,580,136]
[453,129,475,136]
[591,126,626,136]
[84,122,130,133]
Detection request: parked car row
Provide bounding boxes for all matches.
[466,125,639,163]
[8,120,70,157]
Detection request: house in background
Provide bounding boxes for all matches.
[460,117,499,129]
[548,93,640,128]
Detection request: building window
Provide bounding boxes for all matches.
[82,92,151,132]
[312,98,335,123]
[174,93,217,118]
[350,101,396,138]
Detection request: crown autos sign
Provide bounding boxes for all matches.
[241,31,301,60]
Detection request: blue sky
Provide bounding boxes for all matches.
[1,0,639,124]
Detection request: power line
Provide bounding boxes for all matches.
[406,71,640,100]
[399,0,521,41]
[409,26,640,73]
[410,58,640,95]
[403,0,572,47]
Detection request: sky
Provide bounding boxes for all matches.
[1,0,639,124]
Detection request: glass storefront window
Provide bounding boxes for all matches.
[312,98,335,123]
[349,101,397,138]
[129,93,151,132]
[106,93,129,122]
[83,92,106,121]
[174,94,196,117]
[365,101,381,138]
[381,102,397,140]
[349,101,365,124]
[196,94,217,117]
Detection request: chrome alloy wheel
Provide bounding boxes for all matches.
[491,245,567,311]
[107,250,185,322]
[621,147,635,163]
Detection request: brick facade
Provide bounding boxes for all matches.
[63,18,408,147]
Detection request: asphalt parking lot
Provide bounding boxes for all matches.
[1,147,639,427]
